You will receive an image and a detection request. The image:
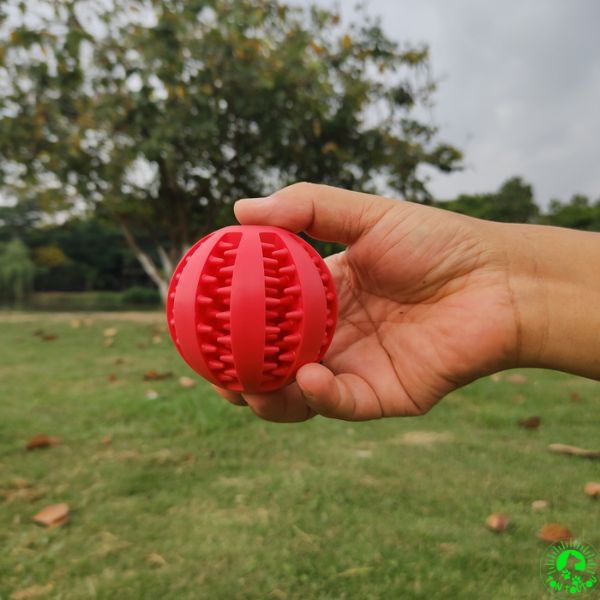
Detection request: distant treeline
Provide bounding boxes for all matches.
[434,176,600,229]
[0,176,598,301]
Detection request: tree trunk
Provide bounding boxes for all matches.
[120,221,169,303]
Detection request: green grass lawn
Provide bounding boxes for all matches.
[0,312,598,599]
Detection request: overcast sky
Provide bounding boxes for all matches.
[305,0,600,205]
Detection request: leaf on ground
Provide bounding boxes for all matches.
[40,334,57,341]
[179,376,197,388]
[152,335,162,344]
[355,449,372,459]
[107,373,118,382]
[143,370,173,381]
[10,583,54,600]
[96,531,131,557]
[485,513,509,533]
[548,443,600,459]
[584,482,600,498]
[539,523,574,542]
[569,391,582,402]
[26,434,60,450]
[531,499,549,511]
[103,327,118,337]
[518,416,541,429]
[102,434,112,446]
[336,566,373,578]
[2,480,47,503]
[32,503,70,527]
[396,431,453,446]
[506,374,528,384]
[146,552,168,568]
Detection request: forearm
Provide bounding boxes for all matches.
[500,223,600,379]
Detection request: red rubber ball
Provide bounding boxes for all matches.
[166,225,337,393]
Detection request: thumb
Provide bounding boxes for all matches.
[234,182,396,245]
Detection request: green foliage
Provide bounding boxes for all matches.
[122,285,161,306]
[24,218,148,292]
[441,177,539,223]
[0,0,462,289]
[28,290,125,311]
[544,194,600,230]
[32,244,68,269]
[26,289,159,311]
[0,237,35,305]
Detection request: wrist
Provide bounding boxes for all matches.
[499,222,600,378]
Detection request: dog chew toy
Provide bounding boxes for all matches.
[166,225,337,393]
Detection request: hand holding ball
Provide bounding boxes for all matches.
[166,225,337,393]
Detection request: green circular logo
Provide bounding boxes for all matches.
[541,540,598,595]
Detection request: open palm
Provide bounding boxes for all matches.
[214,183,520,421]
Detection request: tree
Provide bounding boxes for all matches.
[0,0,462,300]
[440,176,538,223]
[0,238,35,305]
[545,194,600,231]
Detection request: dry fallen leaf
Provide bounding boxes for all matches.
[531,499,549,511]
[107,373,118,382]
[2,479,47,503]
[518,416,541,429]
[336,566,373,578]
[506,373,528,384]
[584,481,600,498]
[146,553,168,568]
[40,334,57,341]
[179,376,196,388]
[569,391,582,402]
[548,443,600,459]
[143,370,173,381]
[103,327,118,337]
[96,531,131,557]
[102,434,112,446]
[32,503,69,527]
[26,435,60,450]
[10,583,54,600]
[355,449,372,459]
[539,523,574,543]
[152,335,162,344]
[485,513,509,533]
